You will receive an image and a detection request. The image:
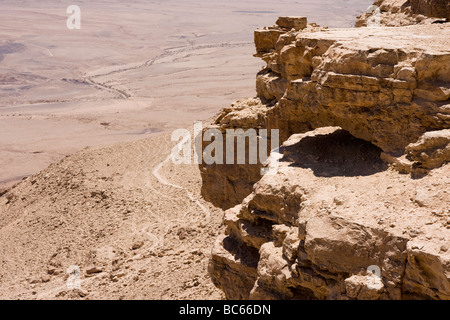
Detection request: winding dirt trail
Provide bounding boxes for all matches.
[0,133,225,300]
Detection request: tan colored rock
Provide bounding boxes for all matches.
[204,16,450,300]
[345,274,384,300]
[282,228,300,262]
[406,130,450,172]
[208,125,450,300]
[356,0,448,27]
[254,29,284,56]
[403,241,450,299]
[85,266,103,275]
[209,235,259,300]
[200,98,270,209]
[276,17,308,31]
[410,0,450,19]
[264,26,450,154]
[305,215,407,298]
[202,23,450,207]
[224,205,273,250]
[256,69,287,102]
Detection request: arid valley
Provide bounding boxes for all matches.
[0,0,371,189]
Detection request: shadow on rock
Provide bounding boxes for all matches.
[281,129,388,177]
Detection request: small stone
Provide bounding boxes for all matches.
[132,241,144,250]
[409,229,421,238]
[0,188,8,197]
[440,245,448,253]
[334,197,345,206]
[276,16,308,30]
[74,289,88,298]
[413,190,429,207]
[177,228,188,240]
[190,249,203,256]
[86,266,103,275]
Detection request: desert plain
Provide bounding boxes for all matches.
[0,0,372,189]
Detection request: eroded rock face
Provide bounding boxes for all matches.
[356,0,450,27]
[199,98,271,208]
[410,0,450,19]
[263,26,450,154]
[209,130,450,300]
[204,15,450,300]
[200,18,450,209]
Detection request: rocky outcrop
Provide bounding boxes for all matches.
[200,17,450,209]
[406,129,450,171]
[209,129,450,300]
[356,0,450,27]
[203,15,450,300]
[259,23,450,154]
[199,98,270,209]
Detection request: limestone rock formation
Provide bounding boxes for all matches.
[209,129,450,300]
[200,17,450,209]
[200,98,269,209]
[406,129,450,171]
[356,0,450,27]
[203,13,450,300]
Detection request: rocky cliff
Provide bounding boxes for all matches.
[356,0,450,27]
[203,14,450,300]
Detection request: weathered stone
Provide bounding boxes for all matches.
[254,29,284,55]
[410,0,450,19]
[276,16,308,31]
[209,235,260,300]
[403,241,450,299]
[256,69,287,101]
[406,129,450,171]
[85,266,103,275]
[356,0,449,27]
[345,274,384,300]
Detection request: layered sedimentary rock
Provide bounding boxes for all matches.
[199,98,270,209]
[356,0,450,27]
[209,128,450,300]
[200,17,450,209]
[203,15,450,300]
[265,27,450,154]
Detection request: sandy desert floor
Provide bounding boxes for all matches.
[0,0,373,189]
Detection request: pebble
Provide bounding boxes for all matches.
[132,241,144,250]
[86,266,103,275]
